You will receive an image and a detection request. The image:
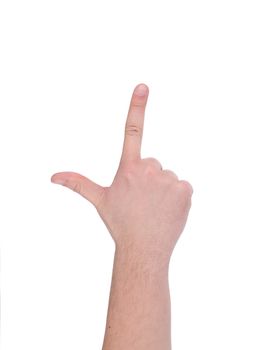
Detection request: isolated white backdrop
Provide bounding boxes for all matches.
[1,0,258,349]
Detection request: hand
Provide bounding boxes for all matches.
[51,83,193,262]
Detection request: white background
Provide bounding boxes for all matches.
[1,0,258,349]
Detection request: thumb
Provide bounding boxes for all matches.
[51,171,105,208]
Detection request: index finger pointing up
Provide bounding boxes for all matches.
[120,83,149,163]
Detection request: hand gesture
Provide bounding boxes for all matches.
[51,84,193,263]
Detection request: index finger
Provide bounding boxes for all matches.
[120,83,149,163]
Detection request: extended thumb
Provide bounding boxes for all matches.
[51,171,104,207]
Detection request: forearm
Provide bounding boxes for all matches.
[51,83,192,349]
[102,245,172,350]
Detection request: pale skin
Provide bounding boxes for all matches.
[51,83,193,350]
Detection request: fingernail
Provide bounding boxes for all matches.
[51,177,65,185]
[135,84,148,96]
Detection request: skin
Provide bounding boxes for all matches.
[51,83,193,350]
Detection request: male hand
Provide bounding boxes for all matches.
[51,83,193,263]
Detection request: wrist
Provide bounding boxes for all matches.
[114,241,170,278]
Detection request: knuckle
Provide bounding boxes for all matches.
[177,180,193,197]
[123,169,135,181]
[144,164,155,175]
[72,182,82,194]
[117,163,136,182]
[162,169,178,180]
[142,157,162,171]
[125,124,142,136]
[145,157,161,166]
